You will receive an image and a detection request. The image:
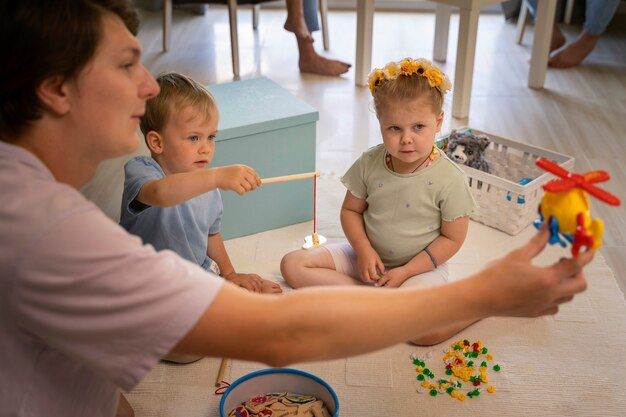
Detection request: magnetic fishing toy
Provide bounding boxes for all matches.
[261,171,326,250]
[533,157,621,256]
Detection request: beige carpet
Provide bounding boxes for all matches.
[126,179,626,417]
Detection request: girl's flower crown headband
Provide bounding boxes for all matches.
[367,58,452,95]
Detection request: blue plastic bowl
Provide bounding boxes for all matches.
[219,368,339,417]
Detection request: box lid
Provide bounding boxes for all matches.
[207,77,319,142]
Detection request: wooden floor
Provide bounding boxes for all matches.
[82,6,626,296]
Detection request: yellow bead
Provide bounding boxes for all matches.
[486,353,493,361]
[487,386,495,393]
[421,381,429,388]
[450,390,459,398]
[417,366,423,372]
[459,394,466,401]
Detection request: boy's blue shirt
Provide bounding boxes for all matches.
[120,155,223,270]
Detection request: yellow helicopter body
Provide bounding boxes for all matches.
[540,188,604,250]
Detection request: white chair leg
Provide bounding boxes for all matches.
[564,0,575,24]
[227,0,240,79]
[515,0,530,45]
[162,0,172,52]
[319,0,330,51]
[252,4,260,30]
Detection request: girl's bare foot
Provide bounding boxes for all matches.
[261,279,283,294]
[549,31,600,68]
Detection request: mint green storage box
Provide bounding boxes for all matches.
[207,77,319,240]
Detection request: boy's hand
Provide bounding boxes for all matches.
[216,165,261,195]
[224,272,264,292]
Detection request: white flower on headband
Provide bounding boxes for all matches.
[368,57,452,95]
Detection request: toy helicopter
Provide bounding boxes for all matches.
[533,157,621,256]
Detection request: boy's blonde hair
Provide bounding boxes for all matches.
[140,72,217,137]
[368,58,451,118]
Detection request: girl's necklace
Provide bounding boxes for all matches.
[387,146,437,174]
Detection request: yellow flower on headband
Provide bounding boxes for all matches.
[423,67,443,88]
[367,57,452,95]
[368,69,385,94]
[383,62,401,80]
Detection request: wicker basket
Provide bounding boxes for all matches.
[437,128,575,235]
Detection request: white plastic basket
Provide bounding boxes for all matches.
[437,128,575,235]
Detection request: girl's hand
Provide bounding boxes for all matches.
[224,272,264,293]
[375,267,408,288]
[216,165,261,195]
[356,248,385,284]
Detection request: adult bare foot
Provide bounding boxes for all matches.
[298,39,351,76]
[549,31,599,68]
[550,24,566,52]
[261,279,283,294]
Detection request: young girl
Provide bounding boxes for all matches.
[281,58,477,345]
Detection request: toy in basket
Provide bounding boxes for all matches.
[437,128,575,236]
[533,158,621,256]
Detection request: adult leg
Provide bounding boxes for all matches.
[284,0,351,76]
[284,0,313,41]
[549,0,620,68]
[525,0,565,51]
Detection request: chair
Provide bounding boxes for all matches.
[516,0,575,44]
[162,0,330,79]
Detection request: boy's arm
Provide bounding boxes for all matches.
[377,216,469,287]
[340,191,384,284]
[136,165,261,208]
[207,233,263,292]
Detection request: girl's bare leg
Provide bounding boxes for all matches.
[281,247,361,288]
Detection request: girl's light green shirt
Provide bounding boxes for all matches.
[341,144,476,267]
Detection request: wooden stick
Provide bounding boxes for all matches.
[215,358,229,387]
[261,171,320,184]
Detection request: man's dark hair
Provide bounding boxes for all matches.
[0,0,140,139]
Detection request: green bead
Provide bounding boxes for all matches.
[412,359,420,365]
[472,352,479,358]
[423,368,430,375]
[429,389,438,396]
[493,364,501,372]
[446,386,454,394]
[417,374,425,381]
[467,361,474,367]
[454,344,461,350]
[481,361,487,367]
[482,347,488,354]
[445,369,453,375]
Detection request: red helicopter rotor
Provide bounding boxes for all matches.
[536,157,621,206]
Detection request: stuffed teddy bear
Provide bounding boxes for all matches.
[445,129,491,174]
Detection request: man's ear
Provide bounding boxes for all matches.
[36,75,70,116]
[145,131,164,154]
